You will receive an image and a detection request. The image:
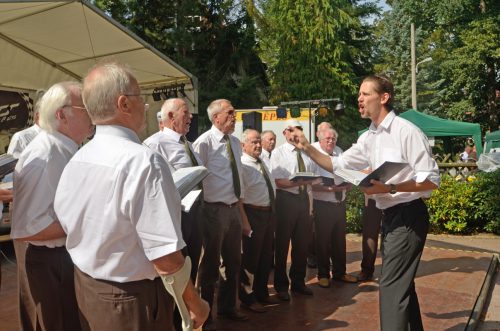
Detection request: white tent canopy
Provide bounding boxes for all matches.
[0,0,198,112]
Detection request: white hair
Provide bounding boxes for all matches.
[207,99,231,122]
[82,62,136,122]
[160,98,185,120]
[317,128,338,140]
[241,128,259,143]
[38,81,82,133]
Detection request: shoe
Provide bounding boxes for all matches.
[357,271,373,282]
[203,318,217,331]
[276,291,290,301]
[217,310,248,321]
[318,278,330,288]
[291,285,313,295]
[307,256,317,268]
[332,274,358,283]
[257,295,281,305]
[241,302,267,313]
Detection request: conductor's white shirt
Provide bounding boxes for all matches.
[333,111,440,209]
[54,125,185,282]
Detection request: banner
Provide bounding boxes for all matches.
[0,90,33,131]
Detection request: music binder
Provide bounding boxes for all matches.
[333,161,408,187]
[0,154,18,178]
[171,166,209,199]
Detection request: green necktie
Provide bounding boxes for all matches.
[296,149,306,196]
[180,136,198,166]
[257,157,275,213]
[335,190,343,202]
[224,134,241,199]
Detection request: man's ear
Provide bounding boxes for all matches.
[55,108,66,121]
[167,111,175,120]
[380,92,390,106]
[117,95,131,115]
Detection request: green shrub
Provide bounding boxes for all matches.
[346,186,364,233]
[426,170,500,234]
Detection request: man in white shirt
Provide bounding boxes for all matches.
[144,98,203,282]
[54,62,208,331]
[11,81,94,331]
[270,119,318,301]
[311,128,357,288]
[5,95,42,331]
[291,75,440,331]
[193,99,247,330]
[239,129,278,313]
[144,98,204,331]
[259,130,276,169]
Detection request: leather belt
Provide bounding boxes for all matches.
[205,201,238,208]
[244,204,271,211]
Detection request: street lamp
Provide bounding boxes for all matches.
[410,23,432,110]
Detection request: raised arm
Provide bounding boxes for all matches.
[290,128,334,173]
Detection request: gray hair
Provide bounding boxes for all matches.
[317,128,338,140]
[160,98,185,120]
[207,99,231,122]
[241,128,259,143]
[82,62,136,122]
[38,81,82,133]
[261,130,276,138]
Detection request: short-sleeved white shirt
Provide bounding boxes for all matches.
[143,127,202,170]
[312,142,346,203]
[193,126,244,204]
[11,130,78,248]
[7,124,42,158]
[54,125,185,282]
[241,153,275,207]
[270,141,318,195]
[334,111,440,209]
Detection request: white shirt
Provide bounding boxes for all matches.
[54,125,185,282]
[7,124,42,158]
[143,127,202,170]
[312,142,346,203]
[270,141,318,195]
[333,111,440,209]
[241,153,276,207]
[193,126,245,204]
[260,149,272,170]
[11,130,78,248]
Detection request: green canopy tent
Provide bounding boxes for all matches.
[484,130,500,153]
[358,109,483,156]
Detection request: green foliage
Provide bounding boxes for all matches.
[346,186,364,233]
[426,171,500,234]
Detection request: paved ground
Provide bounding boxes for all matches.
[1,234,498,331]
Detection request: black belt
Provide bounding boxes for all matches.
[205,201,238,208]
[382,198,423,216]
[28,243,66,250]
[244,204,271,211]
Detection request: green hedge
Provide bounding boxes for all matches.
[345,169,500,235]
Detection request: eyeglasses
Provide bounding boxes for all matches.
[122,94,149,111]
[63,105,87,111]
[321,137,337,142]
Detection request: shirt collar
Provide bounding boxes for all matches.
[210,125,226,142]
[162,127,183,142]
[50,130,79,154]
[368,110,396,133]
[242,152,258,163]
[95,125,141,144]
[284,141,297,152]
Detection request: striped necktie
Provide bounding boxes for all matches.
[224,134,241,199]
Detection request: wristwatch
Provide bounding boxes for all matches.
[389,184,397,195]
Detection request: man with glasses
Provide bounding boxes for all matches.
[193,99,247,331]
[311,128,356,288]
[54,62,208,331]
[269,119,318,301]
[10,81,94,331]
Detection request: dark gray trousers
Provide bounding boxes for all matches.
[198,202,242,317]
[361,199,383,275]
[313,199,347,279]
[274,190,312,292]
[379,199,428,331]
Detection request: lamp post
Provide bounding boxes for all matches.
[410,23,432,110]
